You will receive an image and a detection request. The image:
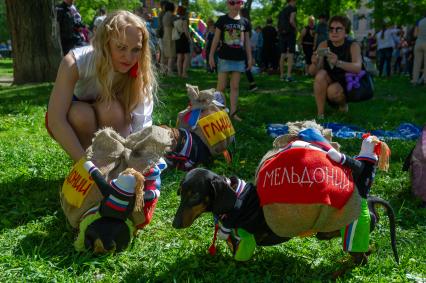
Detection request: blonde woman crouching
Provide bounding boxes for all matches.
[47,10,157,162]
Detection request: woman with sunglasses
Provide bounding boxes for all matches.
[309,15,362,119]
[209,0,253,121]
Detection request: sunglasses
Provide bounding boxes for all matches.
[328,26,344,33]
[228,0,244,6]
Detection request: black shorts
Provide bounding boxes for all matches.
[279,33,296,54]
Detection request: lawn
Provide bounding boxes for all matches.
[0,66,425,282]
[0,59,13,77]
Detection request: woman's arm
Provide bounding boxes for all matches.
[209,28,221,69]
[332,42,362,73]
[47,53,84,162]
[308,41,326,75]
[300,27,307,43]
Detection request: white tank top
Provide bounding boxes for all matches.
[71,45,153,132]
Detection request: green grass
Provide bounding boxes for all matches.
[0,58,13,77]
[0,67,425,282]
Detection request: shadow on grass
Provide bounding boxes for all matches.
[0,83,51,114]
[123,247,352,282]
[11,213,109,274]
[0,176,62,230]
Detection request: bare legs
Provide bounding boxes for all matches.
[68,100,129,150]
[313,70,347,118]
[229,72,241,121]
[216,71,242,121]
[177,53,190,78]
[279,52,294,79]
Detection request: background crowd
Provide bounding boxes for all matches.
[40,0,425,122]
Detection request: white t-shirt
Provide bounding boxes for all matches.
[71,45,153,132]
[417,17,426,44]
[93,15,106,29]
[375,29,397,50]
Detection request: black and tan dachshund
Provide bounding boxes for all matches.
[172,168,399,265]
[163,127,212,171]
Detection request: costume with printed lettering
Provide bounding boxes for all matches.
[217,129,386,260]
[60,126,172,252]
[165,84,234,170]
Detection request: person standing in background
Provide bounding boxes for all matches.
[240,7,258,91]
[56,0,86,55]
[209,0,252,121]
[162,1,177,76]
[412,12,426,85]
[262,18,278,73]
[93,7,107,34]
[255,26,263,67]
[277,0,297,82]
[300,16,315,75]
[205,18,216,73]
[157,1,169,72]
[375,21,396,78]
[314,14,328,50]
[175,6,191,78]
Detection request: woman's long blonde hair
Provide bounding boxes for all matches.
[91,10,157,122]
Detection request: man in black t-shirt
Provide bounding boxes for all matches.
[262,18,278,71]
[277,0,297,82]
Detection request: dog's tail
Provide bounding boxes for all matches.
[367,195,399,264]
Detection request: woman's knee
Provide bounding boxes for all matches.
[327,84,345,102]
[216,73,228,91]
[314,70,329,85]
[94,100,127,129]
[67,102,97,133]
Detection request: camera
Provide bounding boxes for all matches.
[317,47,330,57]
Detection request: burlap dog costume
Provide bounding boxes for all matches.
[255,120,389,238]
[60,126,172,251]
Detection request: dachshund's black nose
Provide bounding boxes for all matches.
[172,210,184,228]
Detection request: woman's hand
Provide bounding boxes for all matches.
[246,57,253,71]
[326,52,338,66]
[209,55,216,69]
[311,51,319,65]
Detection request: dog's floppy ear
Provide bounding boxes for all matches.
[377,141,391,172]
[210,175,236,215]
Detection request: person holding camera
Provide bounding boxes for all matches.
[309,15,362,119]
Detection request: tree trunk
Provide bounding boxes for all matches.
[5,0,62,84]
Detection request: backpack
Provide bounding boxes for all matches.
[403,125,426,203]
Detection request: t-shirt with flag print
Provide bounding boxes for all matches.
[215,14,251,61]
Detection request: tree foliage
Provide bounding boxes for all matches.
[71,0,141,26]
[0,0,10,42]
[367,0,426,28]
[189,0,214,20]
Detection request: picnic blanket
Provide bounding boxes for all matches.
[267,122,422,140]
